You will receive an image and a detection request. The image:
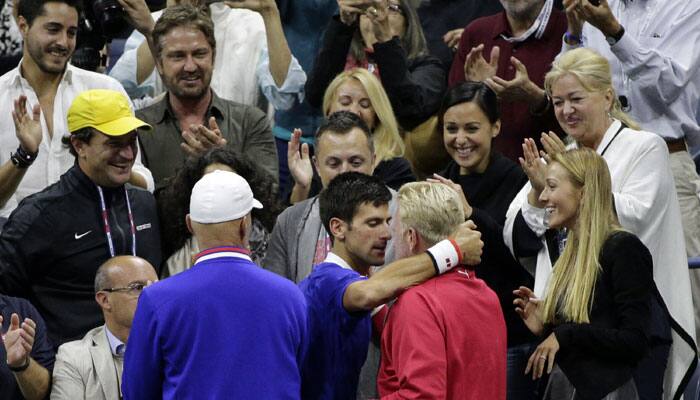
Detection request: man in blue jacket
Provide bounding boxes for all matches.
[123,170,308,399]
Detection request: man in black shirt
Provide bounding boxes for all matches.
[0,89,162,348]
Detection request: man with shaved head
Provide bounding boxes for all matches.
[50,256,157,400]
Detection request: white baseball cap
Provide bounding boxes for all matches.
[189,170,263,223]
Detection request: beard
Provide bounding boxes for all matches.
[163,70,212,100]
[26,40,71,75]
[500,0,544,22]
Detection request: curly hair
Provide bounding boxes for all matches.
[156,148,283,259]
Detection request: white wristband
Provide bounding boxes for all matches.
[426,239,461,275]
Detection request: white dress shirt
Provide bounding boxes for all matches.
[109,5,306,111]
[0,63,154,217]
[564,0,700,156]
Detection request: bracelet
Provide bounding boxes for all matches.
[563,31,582,45]
[10,146,37,169]
[426,239,462,275]
[8,357,30,372]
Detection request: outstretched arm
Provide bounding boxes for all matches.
[0,96,42,208]
[343,221,483,312]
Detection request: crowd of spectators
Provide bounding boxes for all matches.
[1,0,699,399]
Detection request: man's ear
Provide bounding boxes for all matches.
[17,15,29,36]
[95,291,110,311]
[186,214,193,235]
[71,136,88,158]
[154,54,164,76]
[329,217,347,242]
[238,215,251,240]
[407,227,420,253]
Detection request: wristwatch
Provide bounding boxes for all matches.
[606,25,625,46]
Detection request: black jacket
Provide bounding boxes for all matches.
[552,232,653,400]
[0,165,161,348]
[442,153,534,347]
[306,17,446,131]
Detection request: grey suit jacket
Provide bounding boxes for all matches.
[51,325,121,400]
[263,189,398,284]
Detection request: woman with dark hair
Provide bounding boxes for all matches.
[305,0,445,131]
[157,148,284,278]
[431,81,538,399]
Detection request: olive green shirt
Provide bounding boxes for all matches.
[136,90,278,189]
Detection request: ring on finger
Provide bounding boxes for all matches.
[539,355,547,360]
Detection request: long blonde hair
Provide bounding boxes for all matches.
[541,148,623,324]
[545,48,640,131]
[322,68,404,162]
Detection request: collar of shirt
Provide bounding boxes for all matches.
[323,252,354,271]
[594,119,624,154]
[193,246,252,265]
[499,0,553,43]
[151,89,225,125]
[491,3,555,41]
[104,325,125,357]
[10,59,73,87]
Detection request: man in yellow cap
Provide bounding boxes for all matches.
[0,89,162,349]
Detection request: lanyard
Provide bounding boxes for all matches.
[599,122,628,156]
[96,185,136,258]
[500,0,553,43]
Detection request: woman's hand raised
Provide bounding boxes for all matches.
[513,286,544,336]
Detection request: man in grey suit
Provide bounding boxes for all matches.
[50,256,158,400]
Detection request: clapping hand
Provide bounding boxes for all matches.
[540,131,567,163]
[464,44,499,82]
[562,0,584,37]
[337,0,374,25]
[181,117,227,157]
[519,138,547,194]
[1,313,36,370]
[287,129,313,189]
[363,0,393,43]
[572,0,622,38]
[12,95,41,156]
[485,57,543,104]
[443,28,464,51]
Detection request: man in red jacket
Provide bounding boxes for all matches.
[377,182,507,399]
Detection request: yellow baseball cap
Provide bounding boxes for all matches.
[67,89,152,136]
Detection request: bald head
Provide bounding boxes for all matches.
[94,256,158,342]
[94,256,157,293]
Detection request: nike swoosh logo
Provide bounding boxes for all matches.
[74,231,92,240]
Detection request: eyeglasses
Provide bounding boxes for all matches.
[388,3,403,14]
[99,282,147,295]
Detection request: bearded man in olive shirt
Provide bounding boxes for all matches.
[136,5,278,188]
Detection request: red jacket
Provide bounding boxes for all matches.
[378,268,507,399]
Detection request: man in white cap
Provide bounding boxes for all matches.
[123,170,308,399]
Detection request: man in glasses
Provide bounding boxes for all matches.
[50,256,157,400]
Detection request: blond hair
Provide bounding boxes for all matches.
[541,148,623,324]
[322,68,405,162]
[397,182,464,246]
[545,48,640,131]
